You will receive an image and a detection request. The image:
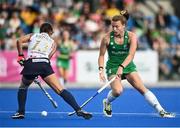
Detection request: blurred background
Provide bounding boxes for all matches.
[0,0,180,88]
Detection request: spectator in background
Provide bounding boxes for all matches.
[171,46,180,80]
[155,5,168,30]
[0,25,6,50]
[0,12,8,50]
[105,2,120,18]
[20,6,38,33]
[158,37,173,80]
[0,0,179,80]
[9,12,21,33]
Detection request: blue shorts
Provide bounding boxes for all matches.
[21,58,54,80]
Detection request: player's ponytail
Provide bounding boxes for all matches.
[112,10,129,25]
[120,10,129,21]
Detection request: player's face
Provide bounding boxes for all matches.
[111,21,125,36]
[63,31,70,40]
[49,31,54,36]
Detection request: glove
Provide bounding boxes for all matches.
[17,55,25,66]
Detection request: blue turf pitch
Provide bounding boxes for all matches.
[0,88,180,127]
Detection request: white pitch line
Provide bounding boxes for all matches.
[0,111,179,116]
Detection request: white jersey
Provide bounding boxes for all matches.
[27,33,54,59]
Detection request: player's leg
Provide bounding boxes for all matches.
[57,59,63,84]
[12,75,35,119]
[126,72,175,118]
[64,68,68,84]
[58,67,65,85]
[125,72,148,94]
[42,73,92,119]
[103,75,123,117]
[63,60,70,84]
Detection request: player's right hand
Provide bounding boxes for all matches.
[17,55,25,66]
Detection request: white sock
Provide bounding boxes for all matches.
[106,90,117,104]
[59,78,64,85]
[144,90,164,113]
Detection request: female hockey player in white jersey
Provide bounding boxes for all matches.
[12,22,92,120]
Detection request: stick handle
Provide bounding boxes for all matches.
[34,78,58,108]
[68,76,116,116]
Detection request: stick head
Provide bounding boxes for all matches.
[53,101,58,108]
[68,112,75,116]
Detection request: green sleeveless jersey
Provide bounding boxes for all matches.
[57,42,72,60]
[56,42,72,69]
[106,31,137,77]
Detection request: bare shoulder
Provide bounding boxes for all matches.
[18,33,34,42]
[23,33,34,38]
[127,31,137,39]
[102,32,110,44]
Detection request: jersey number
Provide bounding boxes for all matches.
[32,41,49,52]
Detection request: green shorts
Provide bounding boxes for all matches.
[106,64,137,79]
[57,59,70,69]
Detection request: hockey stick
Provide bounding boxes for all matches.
[34,78,58,108]
[68,76,116,116]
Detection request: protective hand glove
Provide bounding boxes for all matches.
[17,55,25,66]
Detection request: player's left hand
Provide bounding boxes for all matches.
[17,55,25,66]
[116,66,123,79]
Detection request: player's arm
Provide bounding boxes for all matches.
[49,42,57,59]
[17,34,33,56]
[98,35,108,81]
[98,35,108,70]
[121,32,137,68]
[16,34,33,66]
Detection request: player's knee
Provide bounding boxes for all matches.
[21,76,33,88]
[113,88,123,97]
[19,82,29,90]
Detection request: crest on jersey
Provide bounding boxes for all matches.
[108,69,112,74]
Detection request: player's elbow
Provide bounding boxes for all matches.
[98,55,104,60]
[16,40,21,47]
[17,39,23,45]
[128,53,135,60]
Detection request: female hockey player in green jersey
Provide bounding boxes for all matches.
[98,10,174,118]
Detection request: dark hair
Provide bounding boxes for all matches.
[112,10,129,25]
[40,22,53,33]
